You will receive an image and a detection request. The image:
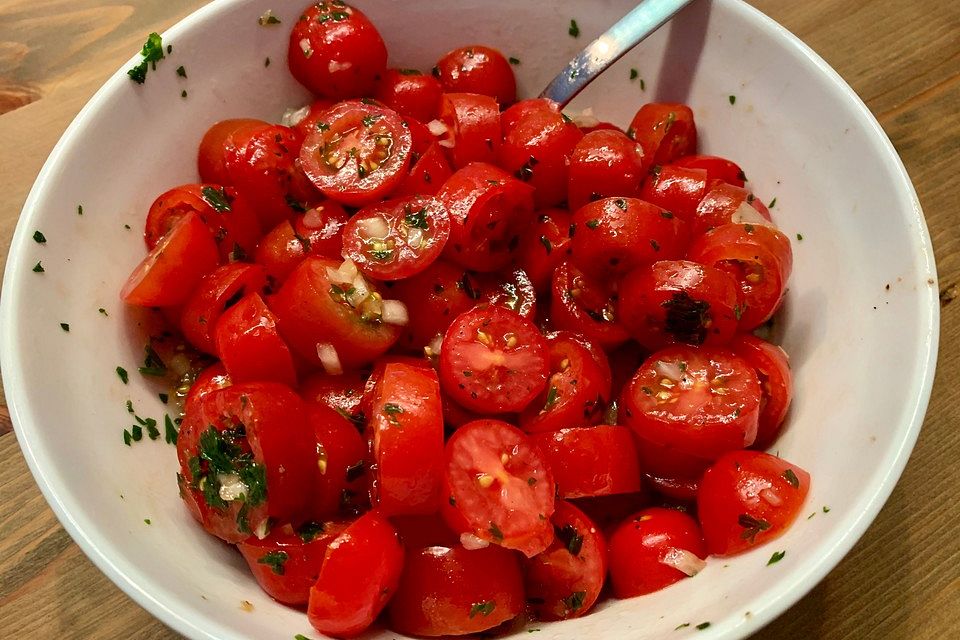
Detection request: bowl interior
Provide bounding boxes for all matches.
[0,1,937,639]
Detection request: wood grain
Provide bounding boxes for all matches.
[0,1,957,639]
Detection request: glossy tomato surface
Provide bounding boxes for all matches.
[434,45,517,105]
[532,426,641,498]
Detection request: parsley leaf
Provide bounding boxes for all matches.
[469,601,496,618]
[201,186,232,212]
[782,468,800,488]
[33,230,46,244]
[738,513,771,543]
[258,550,289,575]
[568,19,580,38]
[116,366,129,384]
[767,550,786,565]
[554,524,584,556]
[127,33,165,84]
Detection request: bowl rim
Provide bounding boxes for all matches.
[0,0,939,638]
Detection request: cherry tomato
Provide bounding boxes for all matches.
[640,165,710,221]
[197,118,265,185]
[515,209,573,294]
[253,201,350,284]
[342,196,451,280]
[236,520,349,605]
[215,292,297,386]
[531,426,641,498]
[476,267,537,320]
[439,305,549,414]
[300,101,413,207]
[300,371,366,422]
[690,181,771,235]
[608,507,706,597]
[634,434,711,501]
[697,450,810,556]
[438,93,502,169]
[375,68,444,123]
[184,363,231,418]
[393,143,454,198]
[618,260,741,351]
[121,211,219,307]
[176,383,315,543]
[434,45,517,105]
[367,363,444,515]
[269,257,403,370]
[180,263,268,354]
[550,261,630,349]
[523,500,607,620]
[441,420,556,557]
[686,223,793,330]
[288,2,387,100]
[307,510,404,638]
[306,401,368,519]
[292,99,337,139]
[392,513,462,548]
[621,345,761,459]
[499,99,583,208]
[519,331,611,434]
[358,355,434,419]
[570,197,688,281]
[729,335,793,450]
[436,162,535,272]
[569,492,651,533]
[627,103,697,166]
[388,543,524,636]
[674,154,746,188]
[568,129,648,211]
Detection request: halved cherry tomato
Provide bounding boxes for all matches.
[306,401,368,519]
[176,383,315,543]
[441,420,556,557]
[621,345,761,459]
[392,142,454,198]
[367,363,445,515]
[121,211,219,307]
[519,331,611,433]
[342,195,450,280]
[477,267,537,320]
[288,2,387,100]
[618,260,741,351]
[729,335,793,450]
[236,520,349,605]
[197,118,265,185]
[439,305,549,413]
[438,93,502,168]
[359,355,435,420]
[608,507,706,597]
[550,261,630,349]
[640,165,709,221]
[568,129,648,211]
[499,99,583,208]
[531,426,641,498]
[300,371,366,422]
[270,257,403,370]
[254,201,350,284]
[214,293,297,387]
[389,543,524,636]
[627,103,697,166]
[516,209,573,294]
[697,450,810,556]
[184,363,231,418]
[300,101,413,207]
[690,181,771,235]
[674,154,746,188]
[570,197,688,280]
[434,45,517,105]
[686,223,793,330]
[375,68,444,123]
[292,99,337,139]
[634,434,711,501]
[307,510,404,638]
[523,500,607,620]
[180,263,268,354]
[436,162,535,271]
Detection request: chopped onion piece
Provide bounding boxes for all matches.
[217,474,249,502]
[655,360,685,382]
[406,226,424,249]
[760,488,783,507]
[424,334,443,358]
[339,259,359,281]
[303,207,324,229]
[316,343,343,375]
[660,547,707,576]
[169,353,193,378]
[460,533,490,550]
[254,518,271,540]
[358,215,390,239]
[348,274,370,307]
[427,119,449,137]
[731,201,776,227]
[299,38,313,58]
[281,104,311,128]
[382,299,409,326]
[438,139,455,148]
[569,107,600,128]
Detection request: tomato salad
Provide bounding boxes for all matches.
[121,3,808,637]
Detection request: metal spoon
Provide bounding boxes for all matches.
[539,0,696,107]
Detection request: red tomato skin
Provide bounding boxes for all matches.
[569,492,651,533]
[674,154,746,188]
[180,263,268,354]
[121,211,220,307]
[640,165,710,221]
[367,364,445,515]
[214,293,298,387]
[516,209,573,294]
[436,162,536,271]
[300,371,366,420]
[441,420,556,557]
[550,261,630,349]
[236,521,349,605]
[476,267,538,320]
[375,68,444,123]
[627,103,697,166]
[523,500,608,620]
[568,129,648,211]
[618,260,742,351]
[697,450,810,556]
[608,507,707,597]
[288,3,387,100]
[689,182,772,236]
[269,256,402,371]
[499,99,584,209]
[531,427,641,498]
[184,363,231,417]
[434,45,517,105]
[730,335,793,449]
[358,355,435,419]
[198,118,266,185]
[308,510,405,638]
[634,434,711,501]
[393,143,454,198]
[570,197,689,281]
[306,401,368,519]
[253,201,350,285]
[438,93,502,169]
[292,99,337,139]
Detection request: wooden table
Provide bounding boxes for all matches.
[1,0,957,637]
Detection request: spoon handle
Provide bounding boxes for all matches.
[539,0,696,107]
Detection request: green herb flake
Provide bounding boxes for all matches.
[294,635,313,640]
[489,522,504,541]
[298,521,325,543]
[509,56,521,65]
[159,393,169,404]
[59,323,70,332]
[201,186,232,213]
[823,505,831,513]
[675,623,691,630]
[539,235,552,254]
[258,10,281,25]
[383,403,404,426]
[124,224,131,230]
[164,414,179,445]
[33,230,46,244]
[345,460,365,482]
[131,424,143,441]
[768,197,777,208]
[661,210,675,219]
[640,78,646,91]
[398,68,421,75]
[32,261,44,273]
[630,68,638,80]
[562,591,586,612]
[555,524,584,556]
[258,550,289,575]
[127,32,165,84]
[404,207,429,229]
[77,204,84,216]
[585,219,600,229]
[729,95,736,105]
[176,65,187,78]
[738,513,771,542]
[265,57,271,67]
[696,622,711,631]
[123,429,132,446]
[362,114,383,127]
[116,366,129,384]
[99,307,108,316]
[782,468,800,488]
[767,550,786,565]
[144,518,151,525]
[797,233,804,241]
[126,400,135,414]
[568,19,580,38]
[469,601,496,619]
[543,385,560,411]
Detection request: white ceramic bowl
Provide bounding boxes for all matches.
[0,0,938,638]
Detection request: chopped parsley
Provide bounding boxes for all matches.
[32,261,44,273]
[675,623,691,630]
[404,207,429,229]
[59,323,69,332]
[768,197,777,208]
[77,204,84,216]
[116,366,129,384]
[345,460,365,482]
[539,235,552,254]
[630,68,638,80]
[509,56,521,65]
[398,68,421,75]
[613,198,628,211]
[294,635,313,640]
[123,429,132,446]
[164,414,179,445]
[562,590,586,612]
[797,233,804,241]
[297,521,325,543]
[489,522,504,541]
[33,230,46,244]
[201,186,232,212]
[554,524,584,556]
[383,403,404,426]
[585,219,600,229]
[696,622,711,630]
[738,513,771,542]
[568,19,580,38]
[543,386,560,411]
[143,518,151,525]
[729,95,736,105]
[127,32,165,84]
[257,550,289,575]
[362,113,383,127]
[264,57,271,67]
[176,65,187,78]
[99,308,108,316]
[823,505,831,513]
[191,425,268,511]
[640,78,646,90]
[469,601,496,618]
[782,468,800,488]
[258,10,281,25]
[138,343,167,377]
[767,550,786,565]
